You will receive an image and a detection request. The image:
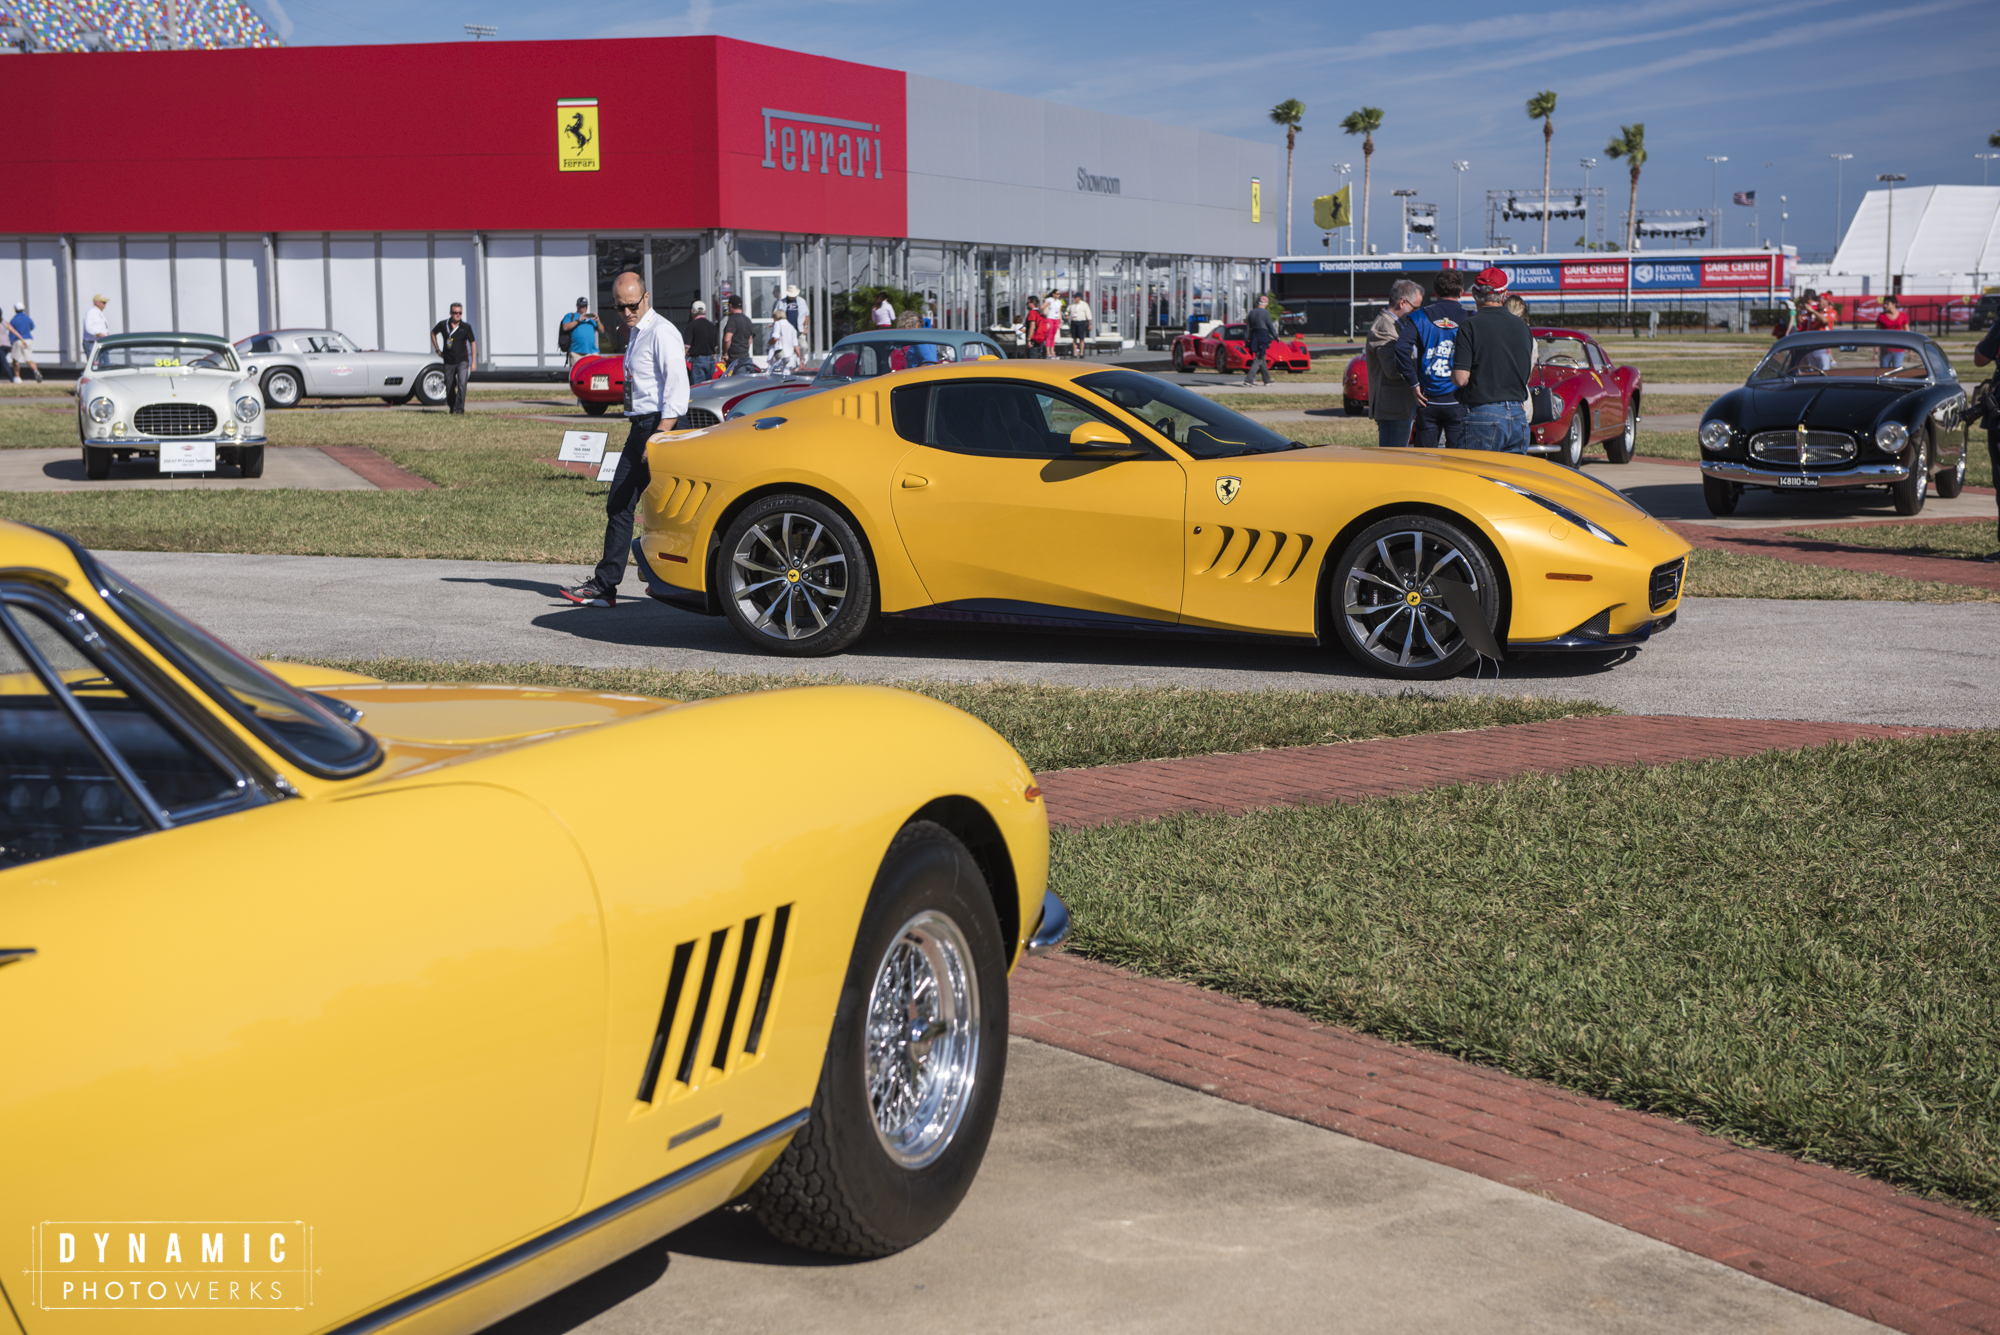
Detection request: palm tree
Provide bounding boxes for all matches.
[1269,99,1305,253]
[1526,90,1558,253]
[1341,107,1384,254]
[1605,122,1647,253]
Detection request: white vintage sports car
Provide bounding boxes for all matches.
[234,327,450,409]
[76,333,267,480]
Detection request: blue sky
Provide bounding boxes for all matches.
[259,0,1995,259]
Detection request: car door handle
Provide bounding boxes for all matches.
[899,474,930,489]
[0,948,36,968]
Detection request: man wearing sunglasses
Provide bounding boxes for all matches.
[561,271,690,607]
[429,303,478,415]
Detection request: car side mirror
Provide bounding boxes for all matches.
[1069,422,1144,459]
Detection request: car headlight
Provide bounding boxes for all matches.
[1874,421,1909,453]
[1699,420,1732,452]
[88,396,115,423]
[1484,477,1626,546]
[235,396,262,422]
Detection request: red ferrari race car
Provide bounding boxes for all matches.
[1170,322,1312,375]
[1341,326,1642,466]
[568,352,624,416]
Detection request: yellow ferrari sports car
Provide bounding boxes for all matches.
[633,362,1692,679]
[0,522,1060,1334]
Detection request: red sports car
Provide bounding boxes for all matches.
[568,354,807,427]
[1170,323,1311,375]
[1341,326,1642,466]
[568,352,624,416]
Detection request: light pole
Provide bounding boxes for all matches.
[1980,152,2000,186]
[1452,161,1469,251]
[1829,153,1853,252]
[1332,163,1353,253]
[1779,195,1787,250]
[1705,155,1727,250]
[1877,173,1905,301]
[463,22,496,38]
[1579,156,1597,247]
[1393,189,1418,254]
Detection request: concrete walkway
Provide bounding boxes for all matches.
[98,550,2000,729]
[0,445,380,491]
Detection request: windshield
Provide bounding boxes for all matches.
[816,340,961,382]
[92,342,238,373]
[96,564,380,778]
[1752,341,1930,382]
[1075,369,1301,459]
[1535,336,1590,367]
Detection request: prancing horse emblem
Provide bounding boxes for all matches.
[1215,475,1242,505]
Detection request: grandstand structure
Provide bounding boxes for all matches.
[0,0,279,52]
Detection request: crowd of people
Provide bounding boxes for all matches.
[1020,291,1094,359]
[1363,267,1537,452]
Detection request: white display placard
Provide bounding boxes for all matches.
[595,450,623,482]
[558,430,608,463]
[158,441,217,473]
[589,375,610,391]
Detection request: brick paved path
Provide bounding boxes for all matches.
[315,445,435,491]
[1025,717,1996,1334]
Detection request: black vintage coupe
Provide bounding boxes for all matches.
[1697,331,1972,517]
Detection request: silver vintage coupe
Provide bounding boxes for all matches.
[234,328,449,409]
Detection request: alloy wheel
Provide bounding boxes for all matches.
[864,910,979,1169]
[728,510,850,641]
[1341,528,1481,672]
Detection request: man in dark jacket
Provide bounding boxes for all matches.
[1243,294,1278,385]
[1451,267,1535,452]
[1394,271,1472,448]
[686,301,718,382]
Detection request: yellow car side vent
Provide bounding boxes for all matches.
[655,476,711,523]
[1195,527,1315,584]
[635,902,793,1103]
[837,392,880,425]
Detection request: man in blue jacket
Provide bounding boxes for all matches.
[1393,271,1471,448]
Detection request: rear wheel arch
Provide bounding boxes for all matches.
[1313,501,1515,647]
[703,481,885,608]
[906,795,1020,957]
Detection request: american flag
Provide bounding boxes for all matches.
[1732,191,1757,206]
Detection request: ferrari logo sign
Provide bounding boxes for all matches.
[1215,475,1242,505]
[558,98,599,172]
[1250,179,1261,224]
[1313,186,1352,231]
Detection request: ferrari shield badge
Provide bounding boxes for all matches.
[1215,475,1243,505]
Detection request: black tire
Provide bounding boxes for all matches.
[719,494,877,657]
[414,366,449,407]
[83,446,110,480]
[581,400,610,417]
[1606,404,1638,465]
[748,820,1008,1257]
[261,366,303,409]
[1702,474,1741,517]
[1892,435,1929,516]
[1329,514,1500,680]
[1933,430,1966,499]
[1171,345,1189,373]
[238,445,265,479]
[1557,406,1588,468]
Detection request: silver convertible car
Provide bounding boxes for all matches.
[234,328,449,409]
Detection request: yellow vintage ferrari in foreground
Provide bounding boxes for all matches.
[633,363,1692,679]
[0,522,1059,1334]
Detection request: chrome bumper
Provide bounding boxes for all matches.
[83,436,268,449]
[1699,460,1907,488]
[1025,890,1071,957]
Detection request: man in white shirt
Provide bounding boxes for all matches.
[767,310,800,374]
[1066,293,1092,359]
[83,294,110,365]
[561,270,690,608]
[873,295,895,327]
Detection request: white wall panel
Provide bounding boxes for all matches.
[125,239,173,332]
[433,236,473,333]
[485,236,539,365]
[174,238,225,337]
[25,241,63,358]
[275,236,326,330]
[328,236,377,345]
[0,242,22,318]
[541,237,591,356]
[75,241,123,336]
[222,237,266,339]
[380,236,433,353]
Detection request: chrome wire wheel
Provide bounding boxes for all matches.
[728,510,850,641]
[864,910,980,1169]
[1341,528,1480,672]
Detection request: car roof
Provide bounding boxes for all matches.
[1530,327,1598,342]
[236,329,336,340]
[100,331,232,347]
[830,329,998,347]
[1771,330,1931,348]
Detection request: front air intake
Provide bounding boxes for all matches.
[134,403,218,437]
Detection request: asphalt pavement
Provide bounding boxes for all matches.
[479,1040,1884,1335]
[102,548,2000,728]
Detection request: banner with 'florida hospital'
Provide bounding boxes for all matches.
[1494,255,1786,293]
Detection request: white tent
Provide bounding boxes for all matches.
[1824,185,2000,294]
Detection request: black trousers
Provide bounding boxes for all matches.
[1989,428,1999,542]
[443,361,471,414]
[592,412,687,590]
[1415,400,1467,449]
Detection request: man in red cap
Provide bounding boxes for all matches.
[1451,267,1535,453]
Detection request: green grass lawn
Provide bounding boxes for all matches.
[1686,546,2000,603]
[285,657,1609,773]
[1049,735,2000,1215]
[1789,521,1997,559]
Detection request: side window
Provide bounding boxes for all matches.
[6,603,243,823]
[248,335,279,355]
[1586,343,1609,372]
[893,382,1122,458]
